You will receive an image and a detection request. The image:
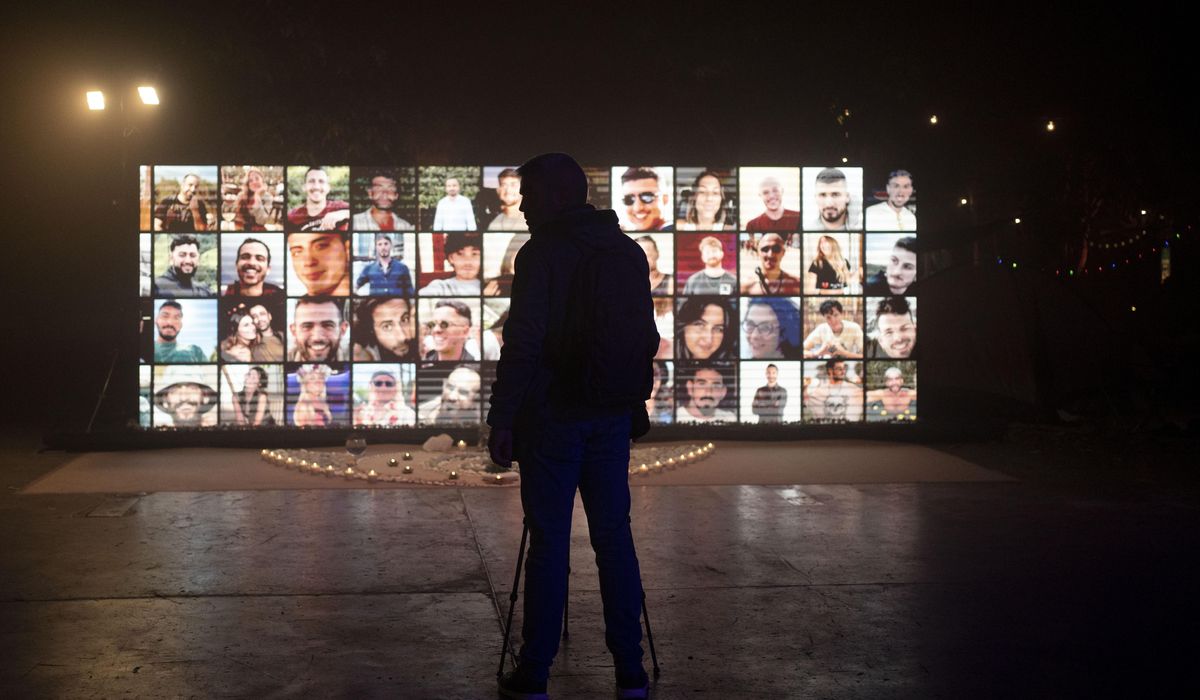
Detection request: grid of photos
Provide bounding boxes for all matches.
[138,164,917,429]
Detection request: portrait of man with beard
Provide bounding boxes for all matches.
[288,297,350,362]
[154,234,216,297]
[223,236,284,297]
[418,365,481,426]
[804,167,863,232]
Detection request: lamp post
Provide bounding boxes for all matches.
[84,85,160,433]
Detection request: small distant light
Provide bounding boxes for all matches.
[1131,306,1137,312]
[1012,262,1018,269]
[1046,120,1056,131]
[1069,269,1074,276]
[137,86,159,105]
[960,197,968,206]
[1140,209,1147,215]
[1014,217,1021,224]
[929,115,938,125]
[86,90,105,110]
[843,108,851,117]
[841,156,848,163]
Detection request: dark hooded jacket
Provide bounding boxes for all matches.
[487,204,656,434]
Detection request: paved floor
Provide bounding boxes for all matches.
[1,428,1197,699]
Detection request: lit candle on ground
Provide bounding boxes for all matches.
[456,440,466,450]
[387,458,398,467]
[368,469,378,482]
[286,457,295,467]
[344,467,355,480]
[260,449,268,458]
[638,464,650,474]
[403,465,413,474]
[666,457,676,466]
[707,442,714,450]
[403,452,412,460]
[311,464,322,475]
[653,460,662,469]
[325,465,335,478]
[449,470,459,480]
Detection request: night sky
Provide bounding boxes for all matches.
[1,3,1193,429]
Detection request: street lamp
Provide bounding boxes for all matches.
[82,82,161,433]
[84,85,160,111]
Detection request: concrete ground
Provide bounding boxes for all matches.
[1,425,1197,699]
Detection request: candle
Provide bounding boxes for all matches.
[653,460,662,468]
[367,469,378,482]
[387,457,398,467]
[456,440,466,450]
[285,457,295,467]
[403,452,412,460]
[344,467,355,480]
[637,464,650,474]
[666,457,676,466]
[325,465,335,478]
[449,470,459,480]
[260,449,268,458]
[403,465,413,474]
[706,442,714,450]
[311,464,322,475]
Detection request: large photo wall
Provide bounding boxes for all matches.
[136,164,919,430]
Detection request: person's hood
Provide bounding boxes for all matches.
[532,205,624,250]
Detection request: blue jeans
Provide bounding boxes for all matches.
[515,410,644,682]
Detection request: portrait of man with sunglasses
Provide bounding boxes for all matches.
[353,367,416,426]
[740,232,801,294]
[421,299,476,362]
[615,166,674,232]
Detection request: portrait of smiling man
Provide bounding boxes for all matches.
[288,296,350,362]
[615,166,674,232]
[223,236,283,297]
[286,165,350,231]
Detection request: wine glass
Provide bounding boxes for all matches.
[345,432,367,468]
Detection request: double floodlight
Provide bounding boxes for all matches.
[86,86,160,111]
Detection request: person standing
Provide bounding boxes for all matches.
[488,153,657,700]
[751,363,787,423]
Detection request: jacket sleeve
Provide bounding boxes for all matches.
[486,243,550,429]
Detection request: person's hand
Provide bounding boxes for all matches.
[488,427,513,470]
[631,404,651,442]
[321,209,350,230]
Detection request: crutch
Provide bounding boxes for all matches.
[498,522,662,678]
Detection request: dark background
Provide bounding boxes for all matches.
[1,2,1194,433]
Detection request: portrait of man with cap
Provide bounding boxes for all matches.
[418,232,481,296]
[153,365,220,427]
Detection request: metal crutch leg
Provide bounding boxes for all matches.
[497,521,530,680]
[629,520,661,677]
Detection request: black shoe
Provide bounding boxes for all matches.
[498,666,548,700]
[615,667,650,699]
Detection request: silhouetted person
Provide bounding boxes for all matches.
[489,153,658,700]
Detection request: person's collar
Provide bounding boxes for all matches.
[530,203,598,235]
